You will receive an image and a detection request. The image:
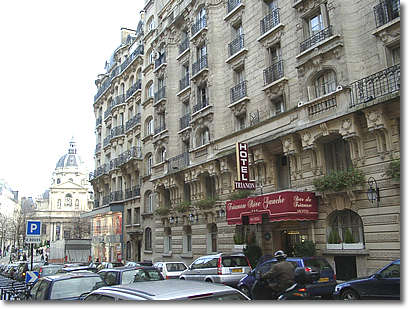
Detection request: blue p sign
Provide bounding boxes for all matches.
[26,221,41,236]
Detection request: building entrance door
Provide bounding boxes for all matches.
[334,256,357,280]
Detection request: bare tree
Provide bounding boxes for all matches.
[71,216,91,239]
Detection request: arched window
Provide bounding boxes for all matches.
[145,154,153,176]
[65,194,72,207]
[145,116,154,136]
[75,199,80,209]
[145,191,153,213]
[156,146,166,163]
[57,178,61,184]
[196,127,210,147]
[145,227,152,250]
[327,209,364,249]
[314,70,337,98]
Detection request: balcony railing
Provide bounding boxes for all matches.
[260,8,280,35]
[125,113,141,131]
[179,37,190,55]
[230,80,248,103]
[154,123,166,135]
[113,94,125,107]
[117,146,142,167]
[111,190,123,202]
[104,104,113,119]
[308,96,337,116]
[102,195,111,206]
[350,64,400,107]
[300,26,333,53]
[111,125,124,138]
[95,143,101,154]
[94,200,100,209]
[103,135,111,147]
[155,53,166,69]
[179,74,190,91]
[263,60,284,85]
[191,16,207,36]
[227,0,242,14]
[193,97,209,113]
[180,114,191,130]
[95,116,102,127]
[154,86,166,103]
[374,0,400,28]
[126,80,142,100]
[168,152,189,172]
[125,185,141,200]
[228,34,245,57]
[192,54,208,76]
[120,44,144,72]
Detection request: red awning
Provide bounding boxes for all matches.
[225,191,318,225]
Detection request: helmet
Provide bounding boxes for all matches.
[274,250,287,260]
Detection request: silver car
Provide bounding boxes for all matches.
[179,253,252,287]
[153,261,188,279]
[83,279,250,301]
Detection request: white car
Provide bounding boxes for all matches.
[153,262,188,279]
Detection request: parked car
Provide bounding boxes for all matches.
[153,261,188,279]
[238,256,336,298]
[28,272,106,300]
[98,266,164,286]
[33,264,64,278]
[179,253,251,287]
[333,259,400,300]
[59,264,98,273]
[83,279,250,301]
[96,262,124,272]
[5,263,20,279]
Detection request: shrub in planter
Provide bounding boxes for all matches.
[233,232,245,245]
[313,168,365,192]
[228,190,254,201]
[294,240,316,257]
[175,201,191,213]
[343,229,355,243]
[328,229,342,244]
[194,197,217,209]
[154,206,170,216]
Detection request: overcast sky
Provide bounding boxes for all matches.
[0,0,144,198]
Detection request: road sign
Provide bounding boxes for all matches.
[26,220,41,236]
[25,271,39,284]
[25,236,41,244]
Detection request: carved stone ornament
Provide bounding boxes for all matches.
[262,30,283,48]
[265,80,286,98]
[179,128,191,142]
[231,101,247,116]
[365,108,384,130]
[320,123,330,136]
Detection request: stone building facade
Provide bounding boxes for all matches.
[90,0,400,278]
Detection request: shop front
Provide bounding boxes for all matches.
[226,191,318,256]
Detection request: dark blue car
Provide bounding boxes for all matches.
[333,259,400,300]
[238,256,336,299]
[29,272,106,300]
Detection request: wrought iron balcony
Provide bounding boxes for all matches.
[350,64,400,107]
[125,113,141,131]
[111,190,123,202]
[94,199,100,209]
[154,86,166,103]
[179,37,190,55]
[102,194,111,206]
[191,16,207,37]
[120,44,144,72]
[95,116,102,127]
[126,80,142,100]
[103,135,111,147]
[260,8,280,35]
[180,114,191,130]
[228,34,245,57]
[230,80,248,103]
[154,123,166,135]
[125,185,141,199]
[374,0,400,28]
[300,26,333,53]
[155,53,166,69]
[308,96,337,116]
[113,94,125,107]
[179,74,190,91]
[111,125,124,138]
[95,143,101,154]
[263,60,284,85]
[193,97,209,113]
[104,105,113,119]
[192,54,208,76]
[227,0,242,14]
[117,146,142,167]
[168,152,189,172]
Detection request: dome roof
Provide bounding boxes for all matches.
[55,138,83,169]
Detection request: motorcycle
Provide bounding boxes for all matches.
[251,267,320,300]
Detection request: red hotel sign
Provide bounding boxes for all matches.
[225,191,318,225]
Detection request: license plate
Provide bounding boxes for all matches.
[231,268,242,273]
[318,277,329,282]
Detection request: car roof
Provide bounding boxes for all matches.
[43,272,101,281]
[99,266,157,272]
[92,279,239,300]
[154,261,187,265]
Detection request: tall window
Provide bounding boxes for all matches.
[164,227,172,254]
[75,199,79,209]
[65,194,72,207]
[197,127,210,147]
[145,227,152,250]
[314,70,337,98]
[310,13,324,35]
[134,208,140,225]
[327,209,364,246]
[323,138,352,173]
[147,154,153,175]
[207,223,218,253]
[183,226,192,254]
[57,199,61,208]
[145,191,153,213]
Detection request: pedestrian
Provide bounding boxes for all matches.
[41,254,44,262]
[23,252,27,261]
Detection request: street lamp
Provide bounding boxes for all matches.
[367,177,380,205]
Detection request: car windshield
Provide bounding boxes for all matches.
[165,263,187,272]
[222,256,249,267]
[42,266,64,276]
[131,269,163,282]
[50,277,106,299]
[303,258,332,271]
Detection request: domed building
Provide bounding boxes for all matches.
[34,138,94,243]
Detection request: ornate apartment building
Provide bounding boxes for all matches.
[89,0,400,279]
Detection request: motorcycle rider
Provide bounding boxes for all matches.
[261,250,295,298]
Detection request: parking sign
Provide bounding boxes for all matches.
[26,220,41,236]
